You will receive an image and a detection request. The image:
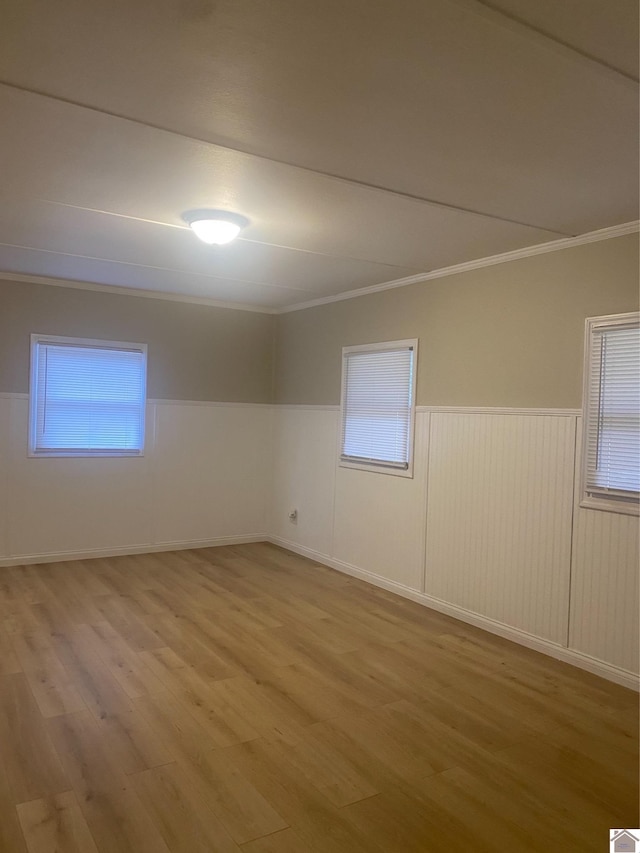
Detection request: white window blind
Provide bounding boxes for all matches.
[340,341,416,471]
[583,315,640,506]
[29,336,147,456]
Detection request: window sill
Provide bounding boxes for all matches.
[580,496,639,517]
[339,459,414,478]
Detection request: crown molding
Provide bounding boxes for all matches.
[278,221,640,314]
[1,221,636,315]
[0,271,277,314]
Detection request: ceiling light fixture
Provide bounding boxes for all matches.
[182,209,249,245]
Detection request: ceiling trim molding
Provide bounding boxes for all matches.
[0,271,277,314]
[1,221,637,316]
[278,221,640,314]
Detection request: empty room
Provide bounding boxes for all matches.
[0,1,638,852]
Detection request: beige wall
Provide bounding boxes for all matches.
[275,234,639,407]
[0,280,275,402]
[2,233,638,407]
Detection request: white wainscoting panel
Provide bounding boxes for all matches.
[0,396,271,564]
[270,407,339,555]
[570,506,639,674]
[424,413,576,644]
[332,412,429,591]
[7,396,154,557]
[3,393,637,685]
[0,396,10,558]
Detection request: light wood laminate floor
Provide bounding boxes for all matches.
[0,543,637,852]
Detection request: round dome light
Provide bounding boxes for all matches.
[182,209,249,245]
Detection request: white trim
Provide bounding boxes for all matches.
[0,395,584,417]
[0,271,276,315]
[338,459,414,478]
[0,534,266,568]
[579,495,640,517]
[267,536,640,691]
[580,311,640,517]
[28,333,148,458]
[417,405,581,416]
[278,221,640,314]
[418,411,431,594]
[274,405,581,416]
[420,594,639,691]
[148,398,272,408]
[273,404,340,412]
[30,333,147,351]
[1,222,636,316]
[339,339,418,478]
[0,391,272,408]
[341,339,418,354]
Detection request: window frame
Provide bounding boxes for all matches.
[338,338,418,478]
[28,334,148,458]
[580,312,639,516]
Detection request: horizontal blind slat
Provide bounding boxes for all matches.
[585,320,640,495]
[341,346,414,466]
[33,341,146,453]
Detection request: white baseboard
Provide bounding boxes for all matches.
[268,535,640,692]
[0,534,267,567]
[3,531,636,691]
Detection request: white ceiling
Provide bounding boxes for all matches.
[0,0,637,309]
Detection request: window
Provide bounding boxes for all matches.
[340,339,417,476]
[581,313,639,514]
[29,335,147,457]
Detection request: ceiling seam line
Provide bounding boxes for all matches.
[462,0,639,85]
[0,241,313,294]
[1,80,571,237]
[0,272,278,313]
[40,201,425,270]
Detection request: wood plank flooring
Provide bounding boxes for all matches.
[0,542,637,852]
